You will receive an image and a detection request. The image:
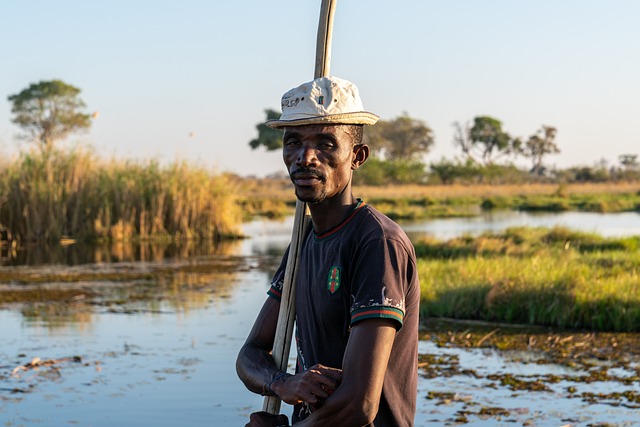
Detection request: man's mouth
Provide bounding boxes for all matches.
[291,169,325,186]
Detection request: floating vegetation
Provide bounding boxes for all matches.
[485,373,551,392]
[419,318,640,425]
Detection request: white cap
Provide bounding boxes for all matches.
[265,76,379,129]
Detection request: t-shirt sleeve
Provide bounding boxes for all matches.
[267,245,290,301]
[349,237,413,329]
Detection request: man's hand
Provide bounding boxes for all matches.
[245,411,289,427]
[271,364,342,408]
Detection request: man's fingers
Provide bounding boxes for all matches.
[308,364,342,383]
[276,364,342,406]
[317,365,342,380]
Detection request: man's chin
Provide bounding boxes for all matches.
[295,190,325,205]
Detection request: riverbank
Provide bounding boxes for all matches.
[239,179,640,219]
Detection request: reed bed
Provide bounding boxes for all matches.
[416,227,640,332]
[0,148,240,243]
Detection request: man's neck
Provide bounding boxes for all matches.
[308,194,359,236]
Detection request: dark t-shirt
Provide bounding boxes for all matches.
[268,201,419,426]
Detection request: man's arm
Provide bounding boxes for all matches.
[236,297,281,395]
[278,318,396,426]
[236,297,342,403]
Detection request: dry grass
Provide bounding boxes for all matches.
[242,179,640,207]
[357,182,640,200]
[0,147,241,243]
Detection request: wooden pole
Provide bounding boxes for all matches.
[262,0,338,415]
[314,0,337,79]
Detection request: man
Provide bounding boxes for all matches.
[236,76,419,426]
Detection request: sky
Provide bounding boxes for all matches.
[1,0,639,177]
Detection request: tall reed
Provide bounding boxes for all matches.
[0,147,240,243]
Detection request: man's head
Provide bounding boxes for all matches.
[269,77,376,204]
[282,123,368,204]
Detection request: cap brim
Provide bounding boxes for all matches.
[265,112,379,129]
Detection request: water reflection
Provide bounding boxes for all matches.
[1,239,243,267]
[0,247,280,330]
[3,210,637,268]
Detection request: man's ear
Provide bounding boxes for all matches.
[352,144,369,170]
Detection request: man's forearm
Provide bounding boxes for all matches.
[293,382,376,427]
[236,343,284,396]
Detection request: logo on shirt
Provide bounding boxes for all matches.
[327,266,341,294]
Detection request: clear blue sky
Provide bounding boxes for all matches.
[1,0,639,177]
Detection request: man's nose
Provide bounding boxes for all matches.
[296,145,318,166]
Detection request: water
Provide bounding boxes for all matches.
[243,209,640,243]
[0,259,270,426]
[401,210,640,241]
[416,340,639,426]
[1,211,639,426]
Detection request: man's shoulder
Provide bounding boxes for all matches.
[357,204,414,250]
[359,204,406,235]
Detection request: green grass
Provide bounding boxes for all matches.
[416,227,640,332]
[515,193,640,213]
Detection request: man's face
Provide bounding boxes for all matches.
[282,124,359,204]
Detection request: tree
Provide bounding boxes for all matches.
[523,126,560,176]
[248,109,284,151]
[619,154,639,170]
[363,113,434,161]
[7,80,92,154]
[454,116,521,165]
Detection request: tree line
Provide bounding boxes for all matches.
[3,79,638,186]
[250,109,639,185]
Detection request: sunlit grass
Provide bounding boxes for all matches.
[417,227,640,332]
[0,147,241,243]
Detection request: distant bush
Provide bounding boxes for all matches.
[354,158,427,186]
[428,159,530,185]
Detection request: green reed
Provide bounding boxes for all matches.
[416,227,640,332]
[0,147,240,243]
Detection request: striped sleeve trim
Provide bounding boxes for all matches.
[267,285,282,301]
[351,306,404,326]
